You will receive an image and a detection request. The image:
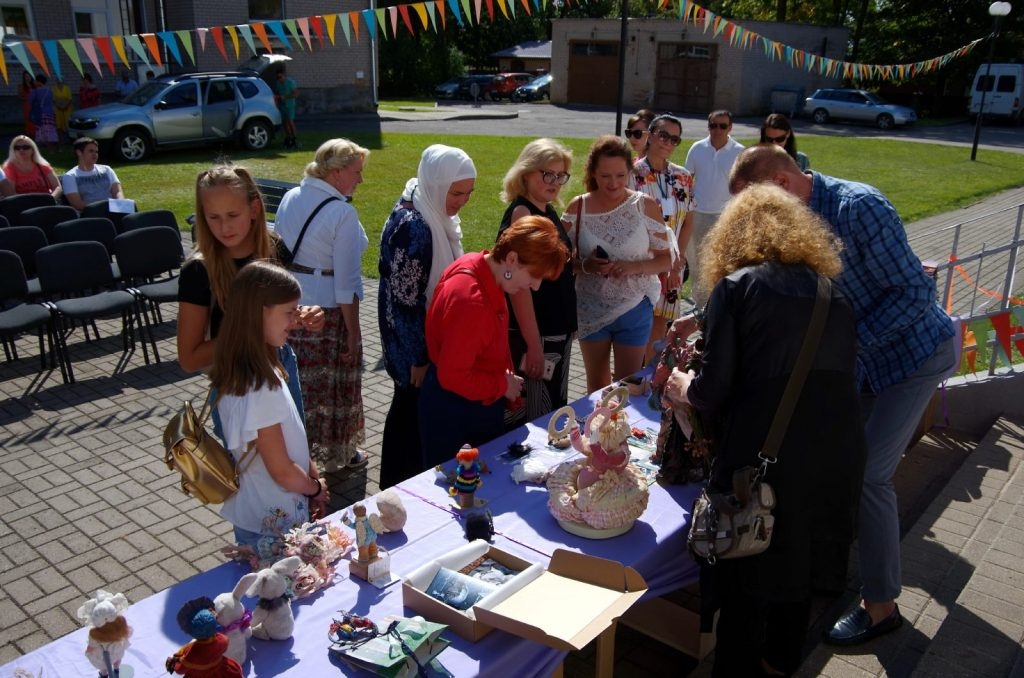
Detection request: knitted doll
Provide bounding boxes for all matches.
[165,597,243,678]
[449,445,485,509]
[76,590,132,678]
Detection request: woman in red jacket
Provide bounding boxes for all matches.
[419,215,568,468]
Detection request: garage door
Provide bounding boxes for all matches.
[568,41,620,105]
[655,43,716,113]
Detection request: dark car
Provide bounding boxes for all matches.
[489,73,533,100]
[511,73,552,103]
[455,75,496,101]
[433,77,464,100]
[804,88,917,130]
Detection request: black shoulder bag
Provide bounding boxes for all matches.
[278,196,340,267]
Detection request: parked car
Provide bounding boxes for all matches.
[804,88,916,130]
[512,73,553,103]
[455,75,496,101]
[434,77,464,100]
[969,63,1024,120]
[67,71,282,162]
[489,73,533,100]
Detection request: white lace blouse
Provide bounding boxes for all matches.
[563,191,670,338]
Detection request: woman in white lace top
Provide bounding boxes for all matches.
[564,135,672,392]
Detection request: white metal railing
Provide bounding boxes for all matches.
[910,202,1024,374]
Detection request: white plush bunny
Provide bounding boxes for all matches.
[215,572,258,665]
[76,590,132,677]
[247,556,302,640]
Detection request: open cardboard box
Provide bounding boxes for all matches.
[402,540,647,649]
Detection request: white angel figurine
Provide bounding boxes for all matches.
[76,590,132,677]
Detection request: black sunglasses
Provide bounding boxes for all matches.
[765,133,788,143]
[623,129,646,140]
[13,145,31,151]
[708,122,731,130]
[540,170,571,186]
[654,130,682,146]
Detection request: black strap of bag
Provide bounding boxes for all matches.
[284,196,340,265]
[758,275,832,469]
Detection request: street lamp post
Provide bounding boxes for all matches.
[971,1,1013,161]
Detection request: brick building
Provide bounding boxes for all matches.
[550,17,849,117]
[1,0,375,121]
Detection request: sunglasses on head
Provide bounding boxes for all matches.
[765,133,788,144]
[654,130,682,146]
[540,170,571,186]
[623,129,646,140]
[14,145,31,151]
[708,122,731,130]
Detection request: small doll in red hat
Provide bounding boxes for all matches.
[165,597,243,678]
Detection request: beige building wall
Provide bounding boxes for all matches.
[551,17,848,116]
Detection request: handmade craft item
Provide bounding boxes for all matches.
[213,574,256,666]
[165,597,243,677]
[547,387,650,538]
[449,445,486,509]
[76,590,132,678]
[246,556,303,640]
[376,488,408,532]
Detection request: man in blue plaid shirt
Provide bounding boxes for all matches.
[729,144,956,647]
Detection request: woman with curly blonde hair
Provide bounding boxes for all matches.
[664,183,866,678]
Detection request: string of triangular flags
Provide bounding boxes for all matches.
[0,0,986,85]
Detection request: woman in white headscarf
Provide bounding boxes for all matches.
[377,144,476,488]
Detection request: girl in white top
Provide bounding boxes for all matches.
[211,261,330,549]
[564,135,672,393]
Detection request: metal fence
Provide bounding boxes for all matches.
[908,202,1024,374]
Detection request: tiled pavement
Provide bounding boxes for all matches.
[3,185,1024,674]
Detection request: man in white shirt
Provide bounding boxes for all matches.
[62,137,125,211]
[684,109,744,305]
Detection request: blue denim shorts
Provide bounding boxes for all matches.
[582,297,653,346]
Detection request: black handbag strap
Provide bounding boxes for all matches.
[289,196,340,262]
[759,275,831,464]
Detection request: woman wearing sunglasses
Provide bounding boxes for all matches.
[2,135,60,197]
[623,109,655,156]
[632,113,696,362]
[497,138,576,428]
[760,113,810,171]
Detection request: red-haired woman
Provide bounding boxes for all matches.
[419,215,568,468]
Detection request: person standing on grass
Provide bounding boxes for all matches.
[29,74,59,154]
[79,73,102,110]
[275,138,371,473]
[684,109,744,307]
[52,76,73,147]
[729,144,957,649]
[275,68,299,150]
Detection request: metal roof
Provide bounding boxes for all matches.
[490,40,552,59]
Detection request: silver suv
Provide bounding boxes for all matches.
[68,72,282,162]
[804,88,916,130]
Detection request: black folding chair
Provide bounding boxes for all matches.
[0,226,48,297]
[52,217,120,280]
[0,250,66,382]
[16,205,79,242]
[0,215,10,229]
[81,200,129,233]
[115,226,184,332]
[0,193,57,225]
[35,241,156,383]
[121,209,179,233]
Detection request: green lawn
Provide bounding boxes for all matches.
[43,131,1024,279]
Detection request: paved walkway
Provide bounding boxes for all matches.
[1,184,1022,670]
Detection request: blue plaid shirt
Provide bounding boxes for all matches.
[809,172,954,393]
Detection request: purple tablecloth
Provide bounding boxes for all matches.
[1,388,699,677]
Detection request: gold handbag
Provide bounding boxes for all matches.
[163,389,255,505]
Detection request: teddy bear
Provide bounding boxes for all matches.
[76,590,132,678]
[247,555,303,640]
[165,597,243,678]
[214,573,257,666]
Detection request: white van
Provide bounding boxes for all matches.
[969,63,1024,120]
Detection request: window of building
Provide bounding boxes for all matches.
[249,0,283,20]
[0,4,32,38]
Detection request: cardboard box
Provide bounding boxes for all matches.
[402,540,647,649]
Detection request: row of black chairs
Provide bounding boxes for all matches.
[0,223,184,384]
[0,194,173,235]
